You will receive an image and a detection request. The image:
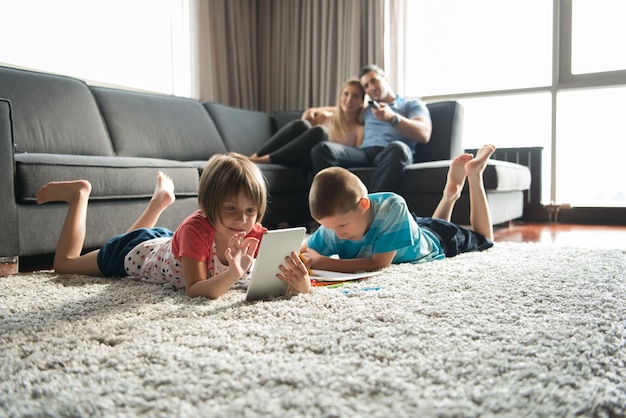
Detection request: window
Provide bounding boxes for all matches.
[571,0,626,75]
[556,87,626,207]
[0,0,191,96]
[405,0,552,96]
[402,0,626,208]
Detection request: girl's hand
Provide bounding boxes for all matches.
[277,251,311,294]
[225,232,259,278]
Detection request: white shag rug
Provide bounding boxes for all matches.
[1,242,625,418]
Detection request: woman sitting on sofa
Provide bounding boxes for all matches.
[249,79,365,168]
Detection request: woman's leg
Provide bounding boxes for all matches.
[251,120,311,161]
[269,126,330,169]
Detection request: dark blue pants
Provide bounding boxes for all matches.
[310,141,413,193]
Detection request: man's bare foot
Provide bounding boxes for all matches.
[465,144,496,177]
[443,153,473,200]
[35,180,92,204]
[150,171,175,210]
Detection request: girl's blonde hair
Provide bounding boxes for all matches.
[198,153,267,226]
[331,79,365,141]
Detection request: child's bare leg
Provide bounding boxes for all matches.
[35,180,102,275]
[432,153,473,221]
[126,171,176,232]
[465,144,496,240]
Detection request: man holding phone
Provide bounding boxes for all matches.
[309,64,432,193]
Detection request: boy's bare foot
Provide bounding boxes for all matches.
[443,153,473,200]
[151,171,175,210]
[465,144,496,177]
[35,180,92,204]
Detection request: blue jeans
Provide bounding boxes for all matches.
[96,227,173,277]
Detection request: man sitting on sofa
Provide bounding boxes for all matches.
[307,64,432,193]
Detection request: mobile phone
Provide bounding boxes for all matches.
[368,100,381,110]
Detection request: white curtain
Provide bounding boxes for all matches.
[385,0,406,95]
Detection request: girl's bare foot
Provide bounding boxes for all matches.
[465,144,496,177]
[151,171,175,210]
[443,153,473,200]
[35,180,92,204]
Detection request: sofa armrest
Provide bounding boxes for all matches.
[414,101,464,163]
[0,98,19,256]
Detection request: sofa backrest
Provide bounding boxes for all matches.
[0,66,114,156]
[203,102,275,157]
[414,100,464,163]
[272,110,303,132]
[91,87,228,161]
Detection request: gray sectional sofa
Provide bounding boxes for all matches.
[0,65,531,268]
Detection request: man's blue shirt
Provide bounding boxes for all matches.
[361,95,430,151]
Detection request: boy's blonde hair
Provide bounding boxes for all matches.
[198,153,267,226]
[309,167,368,220]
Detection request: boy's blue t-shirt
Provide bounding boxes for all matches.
[307,192,444,264]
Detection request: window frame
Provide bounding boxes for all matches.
[559,0,626,89]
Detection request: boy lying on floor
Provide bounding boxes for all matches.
[298,145,496,276]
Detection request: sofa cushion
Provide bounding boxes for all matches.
[184,159,309,195]
[15,153,200,202]
[352,160,531,195]
[91,87,227,161]
[203,102,275,156]
[0,66,114,156]
[256,164,309,193]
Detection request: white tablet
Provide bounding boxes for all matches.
[245,227,307,301]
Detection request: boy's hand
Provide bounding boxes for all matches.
[299,248,323,269]
[277,251,311,294]
[225,232,259,278]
